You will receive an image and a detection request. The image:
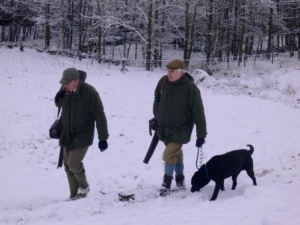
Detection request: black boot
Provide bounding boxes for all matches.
[159,174,173,197]
[175,174,186,191]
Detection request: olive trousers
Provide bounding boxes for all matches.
[63,146,89,197]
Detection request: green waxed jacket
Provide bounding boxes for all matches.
[55,81,109,151]
[153,73,207,145]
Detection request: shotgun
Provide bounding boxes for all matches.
[57,146,63,168]
[143,131,159,164]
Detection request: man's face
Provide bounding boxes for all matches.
[167,69,184,82]
[64,79,79,91]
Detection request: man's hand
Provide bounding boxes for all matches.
[149,117,157,136]
[55,89,66,103]
[196,137,205,148]
[98,140,108,152]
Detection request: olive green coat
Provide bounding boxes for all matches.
[55,81,108,151]
[153,73,207,145]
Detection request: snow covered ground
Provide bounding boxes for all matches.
[0,47,299,225]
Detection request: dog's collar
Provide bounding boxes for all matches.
[204,164,210,180]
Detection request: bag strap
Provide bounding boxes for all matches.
[57,106,61,119]
[160,76,168,93]
[57,97,63,118]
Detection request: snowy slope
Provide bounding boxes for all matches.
[0,48,299,225]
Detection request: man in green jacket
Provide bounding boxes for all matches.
[152,59,207,197]
[54,68,109,200]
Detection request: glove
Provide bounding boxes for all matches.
[149,117,158,136]
[55,89,66,103]
[98,140,108,152]
[196,137,205,148]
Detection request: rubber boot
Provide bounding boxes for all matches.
[175,174,186,192]
[74,171,89,199]
[159,174,173,197]
[67,174,79,199]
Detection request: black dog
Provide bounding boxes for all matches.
[191,145,257,201]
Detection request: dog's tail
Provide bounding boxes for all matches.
[247,145,254,155]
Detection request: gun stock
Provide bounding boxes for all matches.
[143,132,159,164]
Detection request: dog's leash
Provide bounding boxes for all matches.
[196,146,204,169]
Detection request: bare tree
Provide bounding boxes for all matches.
[44,1,51,49]
[78,0,83,54]
[146,0,153,71]
[267,7,274,59]
[1,0,299,71]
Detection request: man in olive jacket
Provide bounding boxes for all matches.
[152,59,207,197]
[54,68,109,200]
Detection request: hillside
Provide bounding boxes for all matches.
[0,48,299,225]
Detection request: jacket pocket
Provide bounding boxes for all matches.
[171,127,192,144]
[157,127,165,141]
[73,129,94,147]
[157,127,171,142]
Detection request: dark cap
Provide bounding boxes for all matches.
[59,68,79,85]
[166,59,185,70]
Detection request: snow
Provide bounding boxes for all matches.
[0,47,299,225]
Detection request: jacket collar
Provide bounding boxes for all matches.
[170,72,192,85]
[66,80,82,96]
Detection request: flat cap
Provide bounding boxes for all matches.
[166,59,185,70]
[59,68,79,85]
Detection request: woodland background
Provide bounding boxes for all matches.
[1,0,300,71]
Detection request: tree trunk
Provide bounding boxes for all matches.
[183,1,189,65]
[96,0,102,63]
[15,24,20,42]
[238,1,246,67]
[1,0,4,42]
[146,1,153,71]
[33,25,37,40]
[232,1,238,60]
[187,1,199,67]
[44,2,51,49]
[103,37,106,56]
[61,0,66,49]
[135,43,138,61]
[88,0,93,57]
[123,32,127,58]
[225,2,230,62]
[97,26,102,63]
[22,26,26,41]
[78,0,83,54]
[9,0,14,42]
[247,6,254,56]
[215,2,224,62]
[125,32,133,59]
[267,7,273,59]
[159,0,166,68]
[298,32,300,51]
[276,0,280,51]
[206,0,213,63]
[69,0,75,49]
[81,0,88,51]
[153,0,159,68]
[297,5,300,50]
